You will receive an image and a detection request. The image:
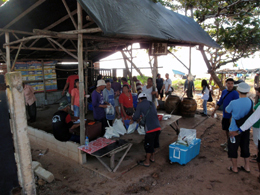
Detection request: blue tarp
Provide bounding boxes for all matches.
[172,69,185,76]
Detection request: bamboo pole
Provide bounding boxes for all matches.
[84,41,88,114]
[77,2,86,164]
[189,46,191,74]
[167,50,189,70]
[11,42,23,71]
[62,0,77,29]
[121,51,143,76]
[5,32,11,72]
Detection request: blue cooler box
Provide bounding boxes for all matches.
[169,138,201,165]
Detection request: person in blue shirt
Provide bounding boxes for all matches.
[225,82,252,173]
[211,78,239,152]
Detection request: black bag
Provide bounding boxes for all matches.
[235,99,254,128]
[124,107,134,116]
[139,102,152,127]
[207,90,213,102]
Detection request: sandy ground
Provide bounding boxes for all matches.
[31,113,260,195]
[28,86,260,195]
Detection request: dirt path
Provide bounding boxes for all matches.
[32,112,260,195]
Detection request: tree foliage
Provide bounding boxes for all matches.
[0,0,8,7]
[152,0,260,89]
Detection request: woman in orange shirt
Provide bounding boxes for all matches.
[71,79,87,117]
[119,85,134,121]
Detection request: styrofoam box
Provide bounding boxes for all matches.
[169,138,201,165]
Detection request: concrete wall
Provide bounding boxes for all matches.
[35,91,64,106]
[27,126,80,163]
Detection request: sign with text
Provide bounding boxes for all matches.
[149,43,168,56]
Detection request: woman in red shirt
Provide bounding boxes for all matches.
[119,85,134,121]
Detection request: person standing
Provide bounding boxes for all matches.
[91,80,108,135]
[111,77,121,118]
[119,85,134,121]
[156,74,164,100]
[211,78,239,152]
[142,78,158,104]
[23,83,37,123]
[121,77,131,90]
[62,74,79,103]
[225,82,252,173]
[231,104,260,181]
[161,73,172,97]
[52,101,80,143]
[71,79,87,117]
[130,92,161,167]
[103,80,115,123]
[132,76,142,94]
[201,79,209,117]
[184,74,195,98]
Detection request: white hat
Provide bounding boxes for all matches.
[97,80,106,87]
[237,82,250,93]
[138,92,147,99]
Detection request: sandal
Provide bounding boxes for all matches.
[150,159,155,163]
[227,166,238,174]
[249,158,257,163]
[238,166,250,173]
[138,160,150,167]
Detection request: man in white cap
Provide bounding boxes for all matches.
[130,92,161,167]
[225,82,252,173]
[91,80,108,135]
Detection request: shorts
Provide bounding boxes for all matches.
[222,118,230,131]
[228,130,250,159]
[144,131,161,153]
[257,140,260,163]
[73,105,79,117]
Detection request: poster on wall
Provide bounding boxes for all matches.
[15,61,58,92]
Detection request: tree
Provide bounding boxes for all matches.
[153,0,260,90]
[0,0,8,7]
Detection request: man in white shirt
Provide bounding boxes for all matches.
[161,73,172,97]
[142,78,158,104]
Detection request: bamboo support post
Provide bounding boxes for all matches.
[77,2,86,164]
[5,32,11,72]
[5,72,36,194]
[11,42,23,71]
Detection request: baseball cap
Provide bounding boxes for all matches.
[58,101,70,110]
[138,92,147,99]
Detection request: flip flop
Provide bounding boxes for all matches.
[138,160,150,167]
[238,166,250,173]
[150,159,155,163]
[227,167,238,174]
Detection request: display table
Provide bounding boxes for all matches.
[160,115,182,135]
[78,138,132,172]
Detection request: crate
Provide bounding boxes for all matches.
[169,138,201,165]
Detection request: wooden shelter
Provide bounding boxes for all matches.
[0,1,220,192]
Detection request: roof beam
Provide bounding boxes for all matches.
[0,28,34,36]
[45,9,77,30]
[62,28,102,34]
[62,0,77,29]
[0,0,46,36]
[9,46,77,52]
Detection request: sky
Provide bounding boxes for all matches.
[100,43,260,80]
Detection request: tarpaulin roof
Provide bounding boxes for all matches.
[0,0,219,63]
[78,0,220,48]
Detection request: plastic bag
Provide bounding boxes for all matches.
[127,122,137,134]
[113,119,126,135]
[104,121,120,139]
[106,104,115,115]
[177,128,196,146]
[137,126,145,135]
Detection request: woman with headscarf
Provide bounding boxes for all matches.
[201,79,209,117]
